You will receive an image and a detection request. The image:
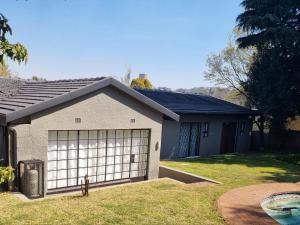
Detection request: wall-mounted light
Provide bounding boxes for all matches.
[155,141,159,151]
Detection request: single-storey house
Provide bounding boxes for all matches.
[136,89,257,159]
[0,77,179,195]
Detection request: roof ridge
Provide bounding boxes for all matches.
[25,77,106,84]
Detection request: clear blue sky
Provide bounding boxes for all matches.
[2,0,242,89]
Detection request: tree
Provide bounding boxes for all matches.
[130,77,153,89]
[0,61,12,77]
[236,0,300,50]
[32,76,46,81]
[236,0,300,149]
[0,13,28,65]
[120,68,131,86]
[204,30,266,149]
[205,30,255,107]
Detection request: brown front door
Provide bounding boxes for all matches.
[220,122,237,154]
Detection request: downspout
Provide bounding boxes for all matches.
[7,126,16,191]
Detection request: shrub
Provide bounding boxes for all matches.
[0,166,15,184]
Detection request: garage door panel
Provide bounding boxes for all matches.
[106,174,113,181]
[122,171,129,178]
[106,156,114,165]
[48,181,56,189]
[123,155,130,163]
[48,151,57,161]
[57,170,67,179]
[47,129,149,190]
[98,157,105,166]
[68,150,77,159]
[57,179,67,188]
[48,131,57,140]
[68,178,77,186]
[79,140,88,149]
[88,158,97,166]
[58,131,68,140]
[68,169,77,178]
[58,141,68,150]
[48,141,57,151]
[114,173,121,180]
[97,166,105,174]
[115,156,122,164]
[48,161,57,171]
[58,151,67,160]
[89,130,98,140]
[57,160,67,170]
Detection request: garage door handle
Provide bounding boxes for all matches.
[130,154,135,163]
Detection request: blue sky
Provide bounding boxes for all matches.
[2,0,242,89]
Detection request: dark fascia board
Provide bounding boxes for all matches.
[5,77,180,123]
[176,110,260,116]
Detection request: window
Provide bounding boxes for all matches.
[202,122,209,138]
[239,122,246,136]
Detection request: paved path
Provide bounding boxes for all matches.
[217,183,300,225]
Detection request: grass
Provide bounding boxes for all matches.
[1,153,300,225]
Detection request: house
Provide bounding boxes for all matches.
[0,77,179,195]
[136,89,257,159]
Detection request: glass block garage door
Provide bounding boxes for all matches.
[47,129,149,190]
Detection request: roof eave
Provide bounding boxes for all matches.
[176,111,259,116]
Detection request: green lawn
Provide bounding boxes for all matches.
[1,153,300,225]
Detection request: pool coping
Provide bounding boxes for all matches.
[217,183,300,225]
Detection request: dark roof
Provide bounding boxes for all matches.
[136,89,257,115]
[0,77,179,123]
[0,78,25,98]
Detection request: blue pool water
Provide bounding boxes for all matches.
[261,193,300,225]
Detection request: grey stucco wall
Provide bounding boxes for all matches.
[160,114,252,159]
[160,120,180,159]
[10,86,163,193]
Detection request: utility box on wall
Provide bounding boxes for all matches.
[18,160,44,199]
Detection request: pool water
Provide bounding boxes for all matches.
[261,193,300,225]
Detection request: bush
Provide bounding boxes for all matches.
[0,166,14,184]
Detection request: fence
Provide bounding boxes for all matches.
[251,130,300,151]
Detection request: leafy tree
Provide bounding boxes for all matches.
[236,0,300,149]
[0,13,28,65]
[205,30,255,107]
[130,77,153,89]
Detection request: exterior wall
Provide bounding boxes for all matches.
[160,120,180,159]
[160,114,252,159]
[10,86,163,193]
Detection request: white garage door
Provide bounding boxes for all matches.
[47,129,149,190]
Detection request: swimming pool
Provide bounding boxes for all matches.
[261,193,300,225]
